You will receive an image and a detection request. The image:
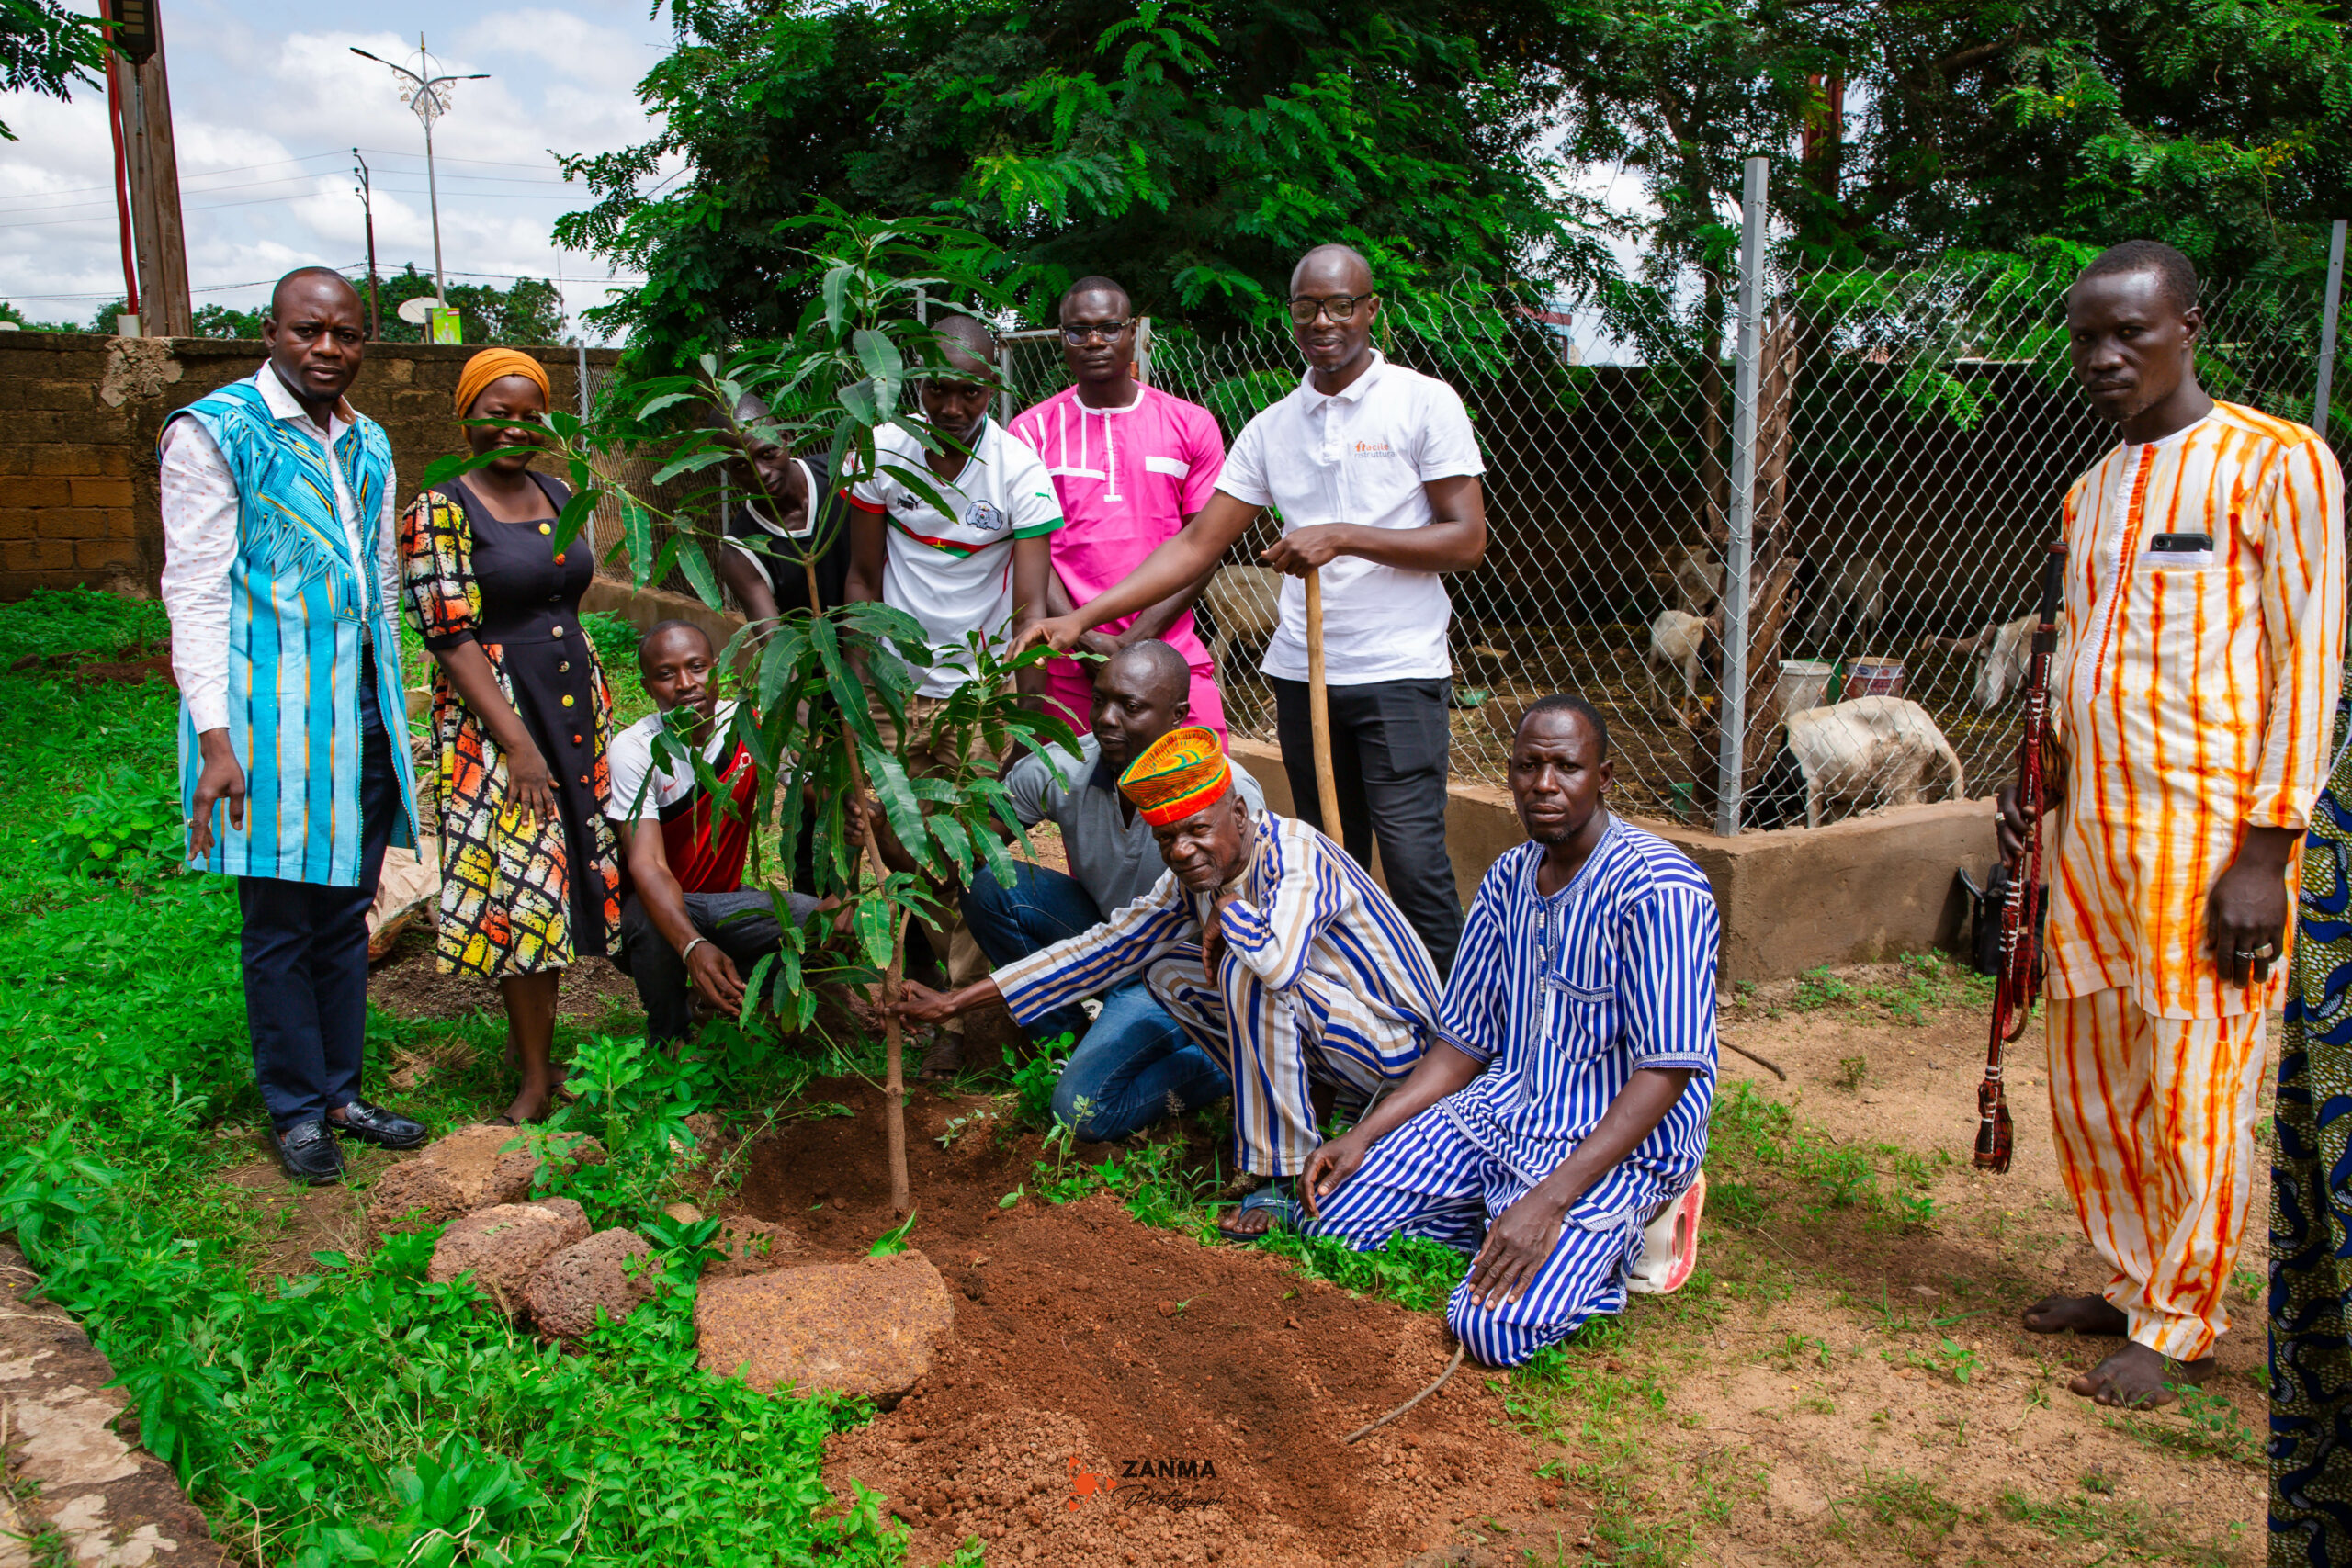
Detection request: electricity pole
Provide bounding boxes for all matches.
[102,0,191,335]
[354,149,381,339]
[350,35,487,309]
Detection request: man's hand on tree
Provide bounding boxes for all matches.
[2208,825,2298,987]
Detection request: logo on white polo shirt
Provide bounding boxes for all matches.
[965,499,1008,532]
[1350,438,1393,455]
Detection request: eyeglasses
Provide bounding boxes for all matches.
[1059,320,1133,345]
[1287,293,1376,326]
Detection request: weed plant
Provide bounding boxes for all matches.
[0,593,908,1565]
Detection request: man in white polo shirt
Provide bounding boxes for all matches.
[1021,244,1487,974]
[844,312,1063,1071]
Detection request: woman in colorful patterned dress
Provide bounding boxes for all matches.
[2272,687,2352,1564]
[401,349,620,1124]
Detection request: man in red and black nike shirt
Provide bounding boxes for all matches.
[607,620,820,1048]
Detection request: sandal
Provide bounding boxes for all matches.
[1627,1172,1705,1296]
[1216,1179,1298,1244]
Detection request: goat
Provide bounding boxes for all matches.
[1198,564,1283,718]
[1656,540,1722,615]
[1643,609,1707,722]
[1801,554,1889,651]
[1745,696,1966,830]
[1920,613,2037,707]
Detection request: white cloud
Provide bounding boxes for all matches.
[0,2,669,336]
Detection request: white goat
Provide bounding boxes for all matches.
[1643,609,1708,721]
[1802,554,1890,649]
[1775,696,1966,829]
[1657,540,1722,615]
[1969,613,2037,707]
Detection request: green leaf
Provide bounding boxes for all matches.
[675,537,722,610]
[854,896,895,971]
[869,1209,919,1256]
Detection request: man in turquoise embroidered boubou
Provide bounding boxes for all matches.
[159,267,428,1184]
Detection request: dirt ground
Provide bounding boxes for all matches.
[735,1086,1580,1567]
[313,946,2267,1564]
[771,966,2265,1567]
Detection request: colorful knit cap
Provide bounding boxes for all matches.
[1118,726,1234,827]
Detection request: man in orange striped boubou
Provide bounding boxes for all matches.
[1998,240,2345,1409]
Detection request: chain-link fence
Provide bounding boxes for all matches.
[581,213,2346,834]
[993,247,2346,830]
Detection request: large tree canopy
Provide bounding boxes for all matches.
[1555,0,2352,282]
[561,0,2352,366]
[556,0,1598,362]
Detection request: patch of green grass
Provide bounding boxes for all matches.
[1834,1055,1869,1091]
[0,593,907,1566]
[2102,1382,2265,1469]
[1997,1486,2231,1564]
[1791,966,1858,1010]
[1836,1469,1960,1559]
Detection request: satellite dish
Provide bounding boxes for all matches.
[396,296,439,326]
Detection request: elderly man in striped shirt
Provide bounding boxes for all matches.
[1998,240,2345,1410]
[1301,696,1719,1367]
[889,726,1445,1239]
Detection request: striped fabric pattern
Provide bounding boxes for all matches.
[164,381,417,885]
[1306,1109,1645,1366]
[1434,819,1721,1228]
[993,811,1445,1173]
[2045,988,2265,1360]
[2048,400,2346,1019]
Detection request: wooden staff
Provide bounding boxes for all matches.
[1305,569,1342,833]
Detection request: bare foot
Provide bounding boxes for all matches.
[2070,1342,2215,1408]
[503,1077,556,1126]
[1219,1204,1281,1242]
[2022,1293,2129,1336]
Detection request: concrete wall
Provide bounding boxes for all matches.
[1230,736,1993,984]
[0,331,612,602]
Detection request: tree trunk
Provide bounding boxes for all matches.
[802,554,915,1216]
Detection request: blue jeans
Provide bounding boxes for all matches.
[962,862,1228,1142]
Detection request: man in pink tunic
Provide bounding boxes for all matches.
[1009,276,1231,742]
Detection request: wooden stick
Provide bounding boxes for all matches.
[1305,570,1342,834]
[1723,1039,1788,1081]
[1344,1347,1465,1444]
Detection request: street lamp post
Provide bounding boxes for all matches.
[350,34,487,310]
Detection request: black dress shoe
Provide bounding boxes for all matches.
[330,1099,428,1149]
[272,1119,345,1184]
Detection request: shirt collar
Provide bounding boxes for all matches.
[253,362,356,435]
[1086,737,1120,794]
[1297,350,1387,412]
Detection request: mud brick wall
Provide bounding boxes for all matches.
[0,332,616,602]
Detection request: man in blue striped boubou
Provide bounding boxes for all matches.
[888,724,1447,1242]
[160,268,427,1185]
[1301,695,1720,1366]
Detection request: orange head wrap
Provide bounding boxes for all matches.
[452,348,550,417]
[1117,726,1235,827]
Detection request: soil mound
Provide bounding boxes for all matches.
[733,1079,1578,1566]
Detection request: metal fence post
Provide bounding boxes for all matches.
[2315,220,2346,441]
[1714,155,1770,838]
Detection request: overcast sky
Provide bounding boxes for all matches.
[0,0,676,339]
